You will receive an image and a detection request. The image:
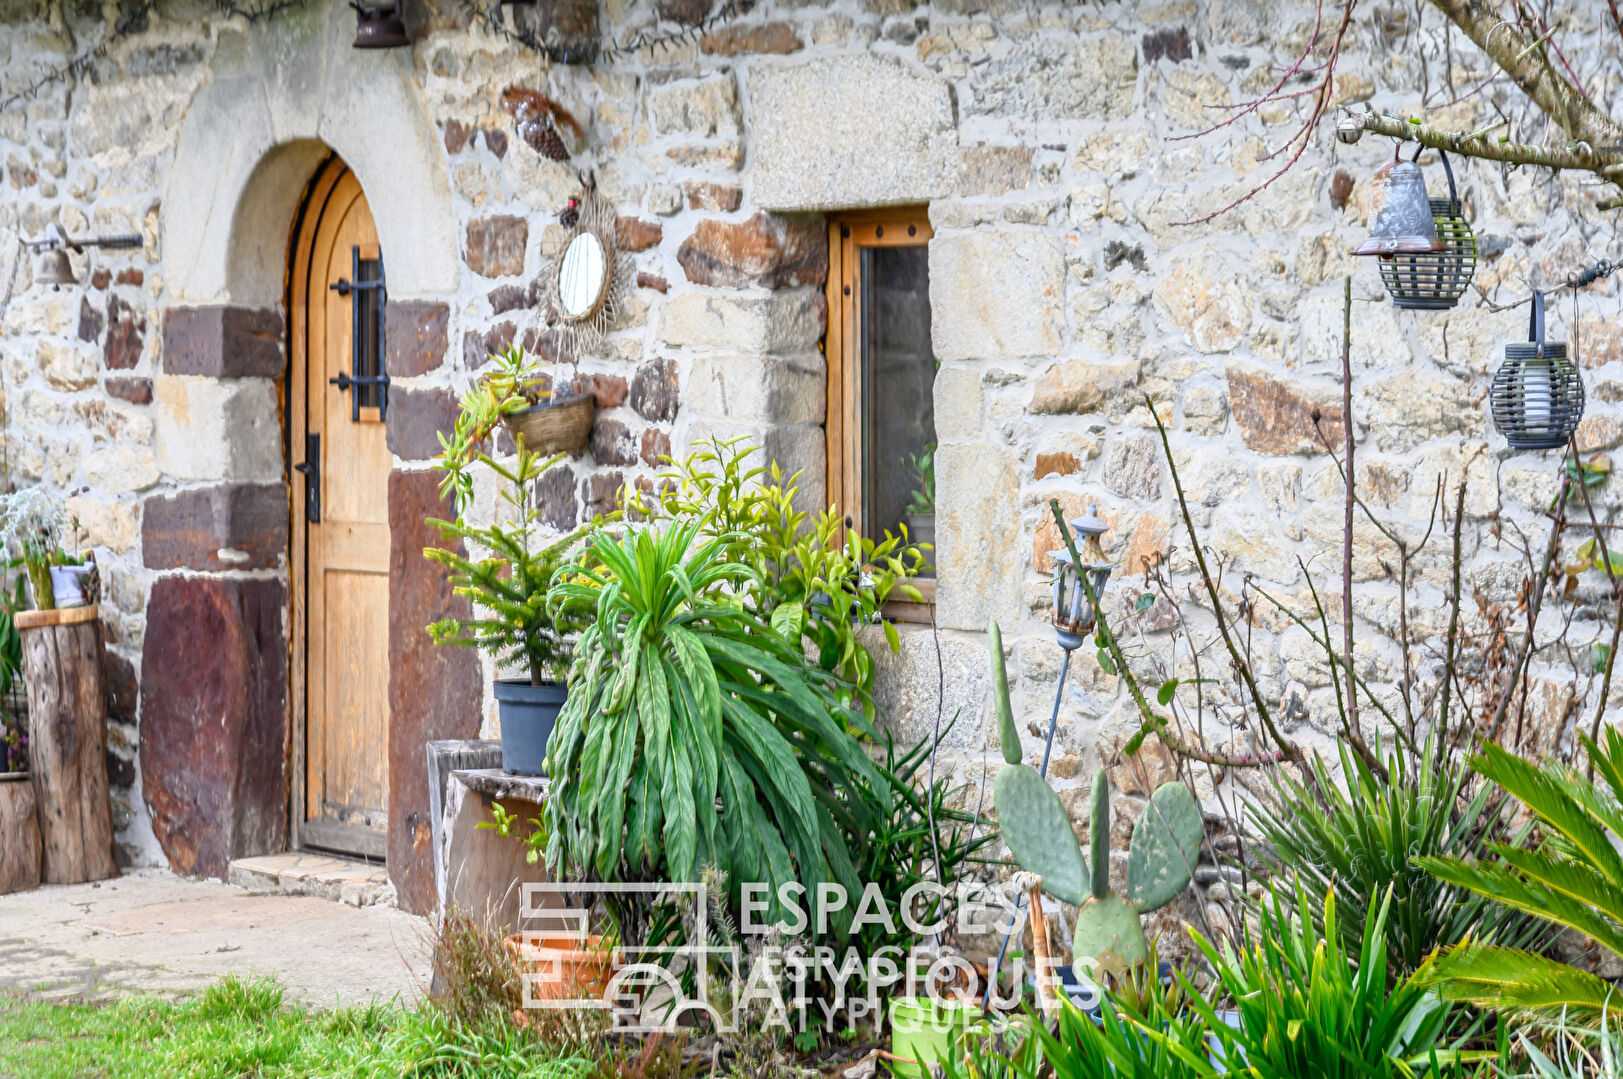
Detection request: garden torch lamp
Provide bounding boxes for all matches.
[1049,504,1113,651]
[989,503,1116,1007]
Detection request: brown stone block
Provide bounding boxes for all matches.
[683,180,742,212]
[161,306,283,377]
[677,213,827,289]
[104,295,146,371]
[629,358,679,422]
[616,217,664,253]
[385,301,450,377]
[386,386,460,462]
[1226,366,1343,456]
[465,216,528,278]
[640,427,670,467]
[140,576,288,880]
[388,469,482,915]
[104,376,153,405]
[142,483,287,572]
[588,417,638,466]
[701,22,802,55]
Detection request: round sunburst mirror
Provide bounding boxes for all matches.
[558,232,607,320]
[542,185,627,360]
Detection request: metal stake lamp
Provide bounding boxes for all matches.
[1490,290,1584,450]
[987,507,1115,1010]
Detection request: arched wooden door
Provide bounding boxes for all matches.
[289,157,392,859]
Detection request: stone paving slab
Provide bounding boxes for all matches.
[229,852,394,906]
[0,868,428,1006]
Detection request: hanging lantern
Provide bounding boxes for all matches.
[1490,290,1584,450]
[1377,148,1477,310]
[1352,152,1445,258]
[1049,505,1114,652]
[352,0,410,48]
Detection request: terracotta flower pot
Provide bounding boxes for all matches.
[506,932,620,1002]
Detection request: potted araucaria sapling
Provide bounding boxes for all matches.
[427,371,582,776]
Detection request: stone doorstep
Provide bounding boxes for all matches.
[228,852,395,909]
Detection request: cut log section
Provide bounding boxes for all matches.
[0,775,41,893]
[21,611,118,885]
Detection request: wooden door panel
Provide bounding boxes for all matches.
[319,568,389,819]
[293,160,392,859]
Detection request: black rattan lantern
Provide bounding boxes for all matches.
[1377,148,1477,310]
[1490,290,1584,450]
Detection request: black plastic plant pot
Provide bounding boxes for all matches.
[494,680,567,776]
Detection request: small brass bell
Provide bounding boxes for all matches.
[1353,156,1444,258]
[34,247,77,289]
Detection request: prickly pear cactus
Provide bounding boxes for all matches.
[1073,892,1150,976]
[1089,770,1110,901]
[1126,781,1204,913]
[990,623,1089,906]
[986,623,1203,976]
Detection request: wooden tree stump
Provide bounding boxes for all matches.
[0,775,41,893]
[19,606,117,885]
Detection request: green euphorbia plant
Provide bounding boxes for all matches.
[426,359,581,685]
[644,437,929,721]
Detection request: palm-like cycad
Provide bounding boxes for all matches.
[1417,728,1623,1023]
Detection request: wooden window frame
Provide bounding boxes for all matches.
[825,207,936,622]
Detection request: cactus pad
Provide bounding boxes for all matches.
[994,763,1088,907]
[989,622,1021,767]
[1089,770,1110,901]
[1126,781,1203,913]
[1071,893,1150,977]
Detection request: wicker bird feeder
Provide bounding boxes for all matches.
[1377,149,1477,310]
[1490,290,1584,450]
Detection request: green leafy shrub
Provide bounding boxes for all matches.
[646,437,927,720]
[542,514,890,928]
[1418,728,1623,1025]
[1249,736,1550,982]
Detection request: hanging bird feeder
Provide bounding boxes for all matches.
[1490,290,1584,450]
[1377,148,1477,310]
[1352,148,1445,258]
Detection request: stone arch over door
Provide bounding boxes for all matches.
[141,0,475,912]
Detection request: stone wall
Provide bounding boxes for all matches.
[1,0,1621,885]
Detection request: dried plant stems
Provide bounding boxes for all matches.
[1045,497,1285,769]
[1488,471,1573,740]
[1341,276,1359,749]
[1439,483,1466,748]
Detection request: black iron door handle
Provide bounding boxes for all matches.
[293,433,320,523]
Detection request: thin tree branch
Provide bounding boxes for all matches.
[1345,106,1623,183]
[1429,0,1623,154]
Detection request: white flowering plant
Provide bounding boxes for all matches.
[0,487,76,610]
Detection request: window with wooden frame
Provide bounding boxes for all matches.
[825,208,937,617]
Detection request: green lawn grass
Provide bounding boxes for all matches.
[0,975,599,1079]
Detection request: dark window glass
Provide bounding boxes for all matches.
[355,257,382,410]
[860,244,936,576]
